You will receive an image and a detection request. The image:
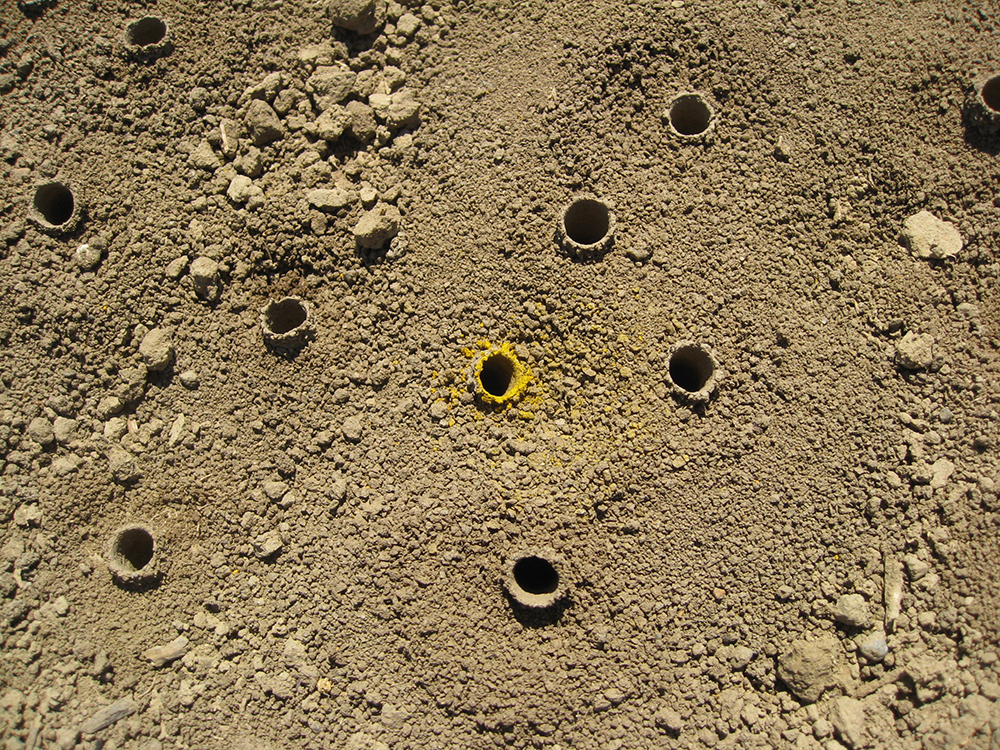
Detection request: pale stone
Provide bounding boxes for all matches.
[139,328,174,371]
[307,188,352,212]
[352,203,400,249]
[828,696,865,749]
[901,210,962,260]
[833,593,871,628]
[895,331,934,370]
[327,0,386,34]
[144,635,190,667]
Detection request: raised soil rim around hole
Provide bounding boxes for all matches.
[668,93,714,137]
[506,552,564,610]
[479,352,516,397]
[473,345,530,406]
[108,525,157,582]
[115,527,155,571]
[265,297,309,335]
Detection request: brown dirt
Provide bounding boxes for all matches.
[1,0,999,748]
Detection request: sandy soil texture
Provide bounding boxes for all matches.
[1,0,999,748]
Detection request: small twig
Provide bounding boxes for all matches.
[24,716,41,750]
[855,666,907,699]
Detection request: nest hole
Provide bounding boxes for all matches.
[982,75,1000,113]
[265,298,308,335]
[33,182,74,226]
[127,16,167,47]
[669,94,713,136]
[513,556,559,595]
[669,345,715,393]
[479,353,516,398]
[563,199,610,245]
[114,527,154,572]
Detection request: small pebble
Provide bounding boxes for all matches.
[143,635,190,667]
[189,257,221,302]
[12,504,41,528]
[359,184,378,207]
[139,328,175,372]
[903,554,930,580]
[75,243,102,270]
[833,593,871,628]
[625,245,652,262]
[179,370,200,389]
[26,416,54,447]
[352,203,400,249]
[895,332,934,370]
[165,256,189,280]
[654,706,683,733]
[188,87,210,111]
[262,480,289,501]
[244,99,283,147]
[55,728,80,750]
[328,0,386,34]
[901,210,962,260]
[857,631,888,662]
[342,416,363,443]
[395,12,421,38]
[253,530,283,559]
[52,416,78,443]
[307,188,352,213]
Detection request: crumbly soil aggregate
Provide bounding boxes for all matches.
[1,0,999,749]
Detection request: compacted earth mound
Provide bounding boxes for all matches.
[1,0,999,748]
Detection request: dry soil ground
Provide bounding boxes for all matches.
[1,0,999,748]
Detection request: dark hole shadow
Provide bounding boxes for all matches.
[145,364,175,390]
[117,531,154,570]
[333,28,384,56]
[111,572,163,593]
[962,107,1000,156]
[354,241,390,267]
[479,354,514,398]
[128,18,167,47]
[18,0,55,17]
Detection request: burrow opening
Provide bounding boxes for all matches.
[669,345,715,393]
[127,16,167,47]
[513,556,559,595]
[669,94,713,136]
[115,527,154,572]
[265,298,308,335]
[983,76,1000,113]
[563,199,610,246]
[479,353,515,398]
[33,182,74,226]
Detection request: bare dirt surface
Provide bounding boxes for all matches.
[1,0,999,748]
